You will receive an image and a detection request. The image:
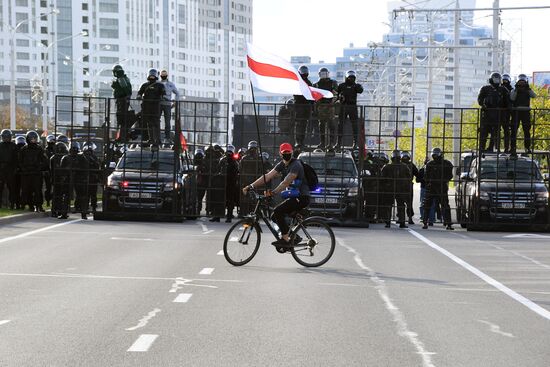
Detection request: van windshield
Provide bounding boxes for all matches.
[117,151,177,172]
[300,157,358,178]
[479,159,542,180]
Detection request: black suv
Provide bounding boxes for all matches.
[457,153,549,227]
[104,149,191,216]
[298,150,361,219]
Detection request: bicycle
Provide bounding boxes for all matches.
[223,189,335,267]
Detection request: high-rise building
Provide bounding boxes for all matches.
[0,0,252,128]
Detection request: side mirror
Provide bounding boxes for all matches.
[543,173,549,182]
[108,161,116,169]
[361,169,371,177]
[460,172,472,181]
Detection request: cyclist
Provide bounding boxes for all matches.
[242,142,310,247]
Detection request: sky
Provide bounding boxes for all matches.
[253,0,550,77]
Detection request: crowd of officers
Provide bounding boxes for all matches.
[478,72,537,154]
[0,129,100,220]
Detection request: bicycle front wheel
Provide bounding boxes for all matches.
[290,218,335,267]
[223,219,261,266]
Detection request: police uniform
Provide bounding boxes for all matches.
[313,77,338,149]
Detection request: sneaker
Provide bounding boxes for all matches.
[446,225,454,231]
[59,214,69,220]
[422,223,428,229]
[399,223,408,229]
[271,238,293,248]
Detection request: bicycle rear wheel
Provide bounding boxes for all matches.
[223,219,261,266]
[290,218,335,267]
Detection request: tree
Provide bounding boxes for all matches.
[0,105,41,131]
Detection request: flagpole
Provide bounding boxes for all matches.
[249,82,269,190]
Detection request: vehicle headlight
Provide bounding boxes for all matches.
[479,191,490,200]
[107,176,119,189]
[165,181,179,190]
[536,191,549,202]
[347,187,359,197]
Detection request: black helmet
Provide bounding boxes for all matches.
[502,73,511,83]
[82,142,97,152]
[380,153,389,163]
[194,148,205,158]
[247,140,258,149]
[238,147,247,156]
[345,70,357,79]
[15,136,26,146]
[298,65,309,77]
[226,144,235,154]
[489,72,502,86]
[431,147,443,159]
[262,151,269,160]
[366,150,374,160]
[57,134,69,144]
[518,73,528,82]
[69,141,81,154]
[1,129,12,142]
[113,64,124,77]
[147,68,159,80]
[318,67,330,79]
[46,134,56,144]
[213,143,222,152]
[26,130,39,144]
[401,151,411,161]
[391,149,401,161]
[54,142,69,155]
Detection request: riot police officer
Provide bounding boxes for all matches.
[293,65,314,148]
[207,144,225,221]
[50,141,68,217]
[337,70,364,149]
[400,151,419,224]
[380,150,411,228]
[501,74,513,152]
[82,142,100,213]
[18,131,48,212]
[239,140,263,216]
[422,148,454,230]
[43,134,56,206]
[362,150,379,222]
[313,67,338,150]
[477,72,510,152]
[278,99,294,138]
[13,135,26,209]
[59,142,89,219]
[193,148,207,214]
[510,73,537,154]
[137,68,166,149]
[0,129,18,209]
[217,145,239,223]
[111,64,133,142]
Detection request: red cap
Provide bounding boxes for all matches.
[279,142,293,153]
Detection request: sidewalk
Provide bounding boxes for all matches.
[0,209,50,225]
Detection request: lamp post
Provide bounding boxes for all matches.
[41,30,88,132]
[9,8,59,130]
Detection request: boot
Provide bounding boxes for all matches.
[399,222,408,229]
[385,221,391,228]
[408,217,415,225]
[422,222,428,229]
[446,224,454,231]
[81,213,88,220]
[36,206,45,213]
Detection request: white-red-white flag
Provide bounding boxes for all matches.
[246,43,333,101]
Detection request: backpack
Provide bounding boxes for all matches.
[299,159,319,190]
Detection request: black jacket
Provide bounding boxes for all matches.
[60,153,89,184]
[337,82,364,105]
[18,143,48,174]
[294,77,314,105]
[313,78,338,104]
[425,158,453,193]
[0,141,18,172]
[381,160,411,193]
[137,80,166,113]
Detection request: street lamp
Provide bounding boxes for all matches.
[40,30,88,131]
[9,8,59,130]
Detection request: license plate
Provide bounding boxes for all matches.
[129,192,152,199]
[502,202,525,209]
[314,197,338,204]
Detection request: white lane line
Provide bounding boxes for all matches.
[408,229,550,321]
[337,239,436,367]
[127,334,158,352]
[173,293,193,303]
[169,277,218,293]
[0,219,81,245]
[126,308,161,331]
[217,250,224,256]
[111,237,154,241]
[203,230,214,235]
[199,268,214,275]
[477,320,515,338]
[0,320,11,326]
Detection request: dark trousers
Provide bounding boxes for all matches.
[339,105,359,145]
[161,104,172,139]
[511,110,532,152]
[500,110,512,152]
[116,97,131,142]
[423,190,451,225]
[317,104,336,147]
[272,196,310,235]
[196,186,206,213]
[0,171,16,207]
[88,184,98,210]
[479,122,499,152]
[143,111,161,146]
[21,174,43,208]
[405,186,414,219]
[44,172,52,204]
[294,104,311,147]
[59,183,88,215]
[382,193,406,223]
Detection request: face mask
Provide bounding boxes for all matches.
[282,153,292,161]
[161,75,168,80]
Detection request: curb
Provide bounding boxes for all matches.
[0,211,50,226]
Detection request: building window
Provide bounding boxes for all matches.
[82,3,88,10]
[16,0,28,6]
[83,42,89,49]
[16,52,30,60]
[99,18,119,38]
[17,65,30,73]
[178,5,186,24]
[99,0,118,12]
[83,80,90,88]
[16,39,29,47]
[82,16,89,23]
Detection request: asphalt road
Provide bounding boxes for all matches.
[0,216,549,366]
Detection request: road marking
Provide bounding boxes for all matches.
[173,293,193,303]
[504,234,550,239]
[169,277,218,292]
[477,320,515,338]
[111,237,154,241]
[203,230,214,235]
[199,268,214,275]
[318,283,366,287]
[126,309,161,331]
[0,219,80,245]
[337,239,436,367]
[217,250,224,256]
[0,320,11,326]
[408,229,550,321]
[127,334,158,352]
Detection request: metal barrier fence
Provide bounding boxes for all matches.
[425,107,550,230]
